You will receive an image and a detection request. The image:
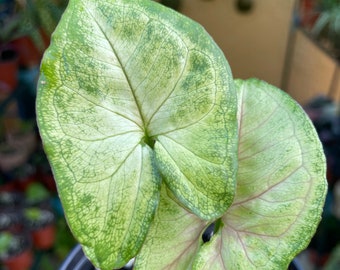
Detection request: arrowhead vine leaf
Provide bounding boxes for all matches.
[36,0,238,269]
[192,79,328,269]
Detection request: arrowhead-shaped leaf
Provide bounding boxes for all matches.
[192,79,328,269]
[36,0,237,268]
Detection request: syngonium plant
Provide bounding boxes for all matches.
[36,0,328,269]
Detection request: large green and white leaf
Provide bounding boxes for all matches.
[36,0,237,268]
[192,79,328,269]
[134,185,208,270]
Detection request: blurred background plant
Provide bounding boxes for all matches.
[311,0,340,60]
[1,0,68,57]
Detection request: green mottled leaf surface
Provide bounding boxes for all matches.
[36,0,237,268]
[192,79,327,269]
[135,185,208,270]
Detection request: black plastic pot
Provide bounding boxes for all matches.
[60,244,303,270]
[59,244,133,270]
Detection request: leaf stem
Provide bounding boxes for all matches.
[143,134,156,149]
